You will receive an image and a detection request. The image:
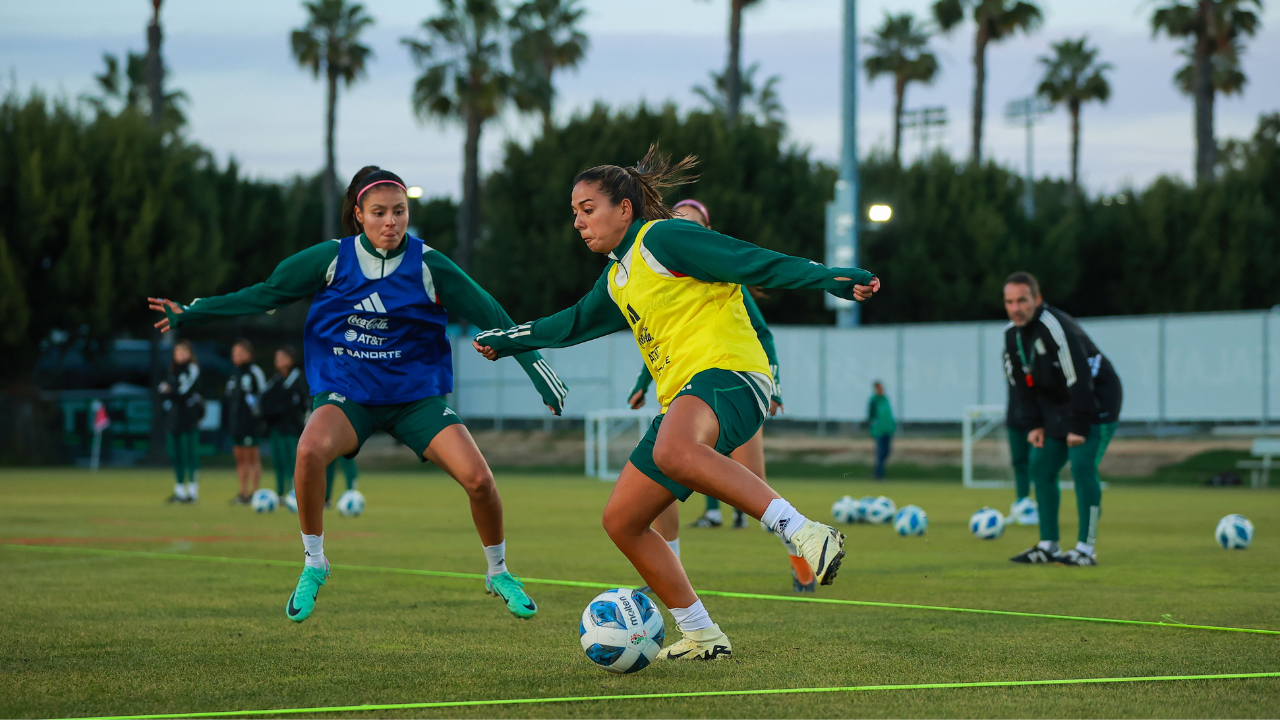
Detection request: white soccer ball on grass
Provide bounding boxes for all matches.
[579,588,665,673]
[336,489,365,517]
[969,507,1005,539]
[893,505,928,536]
[250,488,279,513]
[1216,514,1254,549]
[831,495,862,524]
[1009,496,1039,526]
[863,496,897,524]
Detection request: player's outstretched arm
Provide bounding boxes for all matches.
[473,270,628,360]
[426,251,568,415]
[645,221,880,302]
[147,241,338,332]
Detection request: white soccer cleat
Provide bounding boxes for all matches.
[789,520,846,586]
[657,623,732,661]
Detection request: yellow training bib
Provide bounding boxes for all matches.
[608,220,771,411]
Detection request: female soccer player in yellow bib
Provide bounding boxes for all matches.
[474,146,879,660]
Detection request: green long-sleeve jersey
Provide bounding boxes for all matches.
[163,234,567,413]
[475,218,875,362]
[629,289,782,403]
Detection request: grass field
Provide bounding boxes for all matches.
[2,468,1278,719]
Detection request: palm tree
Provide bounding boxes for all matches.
[509,0,588,136]
[864,12,939,166]
[1036,37,1111,193]
[693,62,785,127]
[1151,0,1262,183]
[403,0,512,273]
[933,0,1042,163]
[291,0,374,242]
[145,0,164,130]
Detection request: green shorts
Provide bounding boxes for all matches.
[629,368,770,501]
[312,392,462,461]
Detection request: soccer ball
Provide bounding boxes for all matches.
[336,490,365,517]
[250,488,279,514]
[1216,514,1254,549]
[579,589,665,673]
[831,496,862,524]
[857,496,876,522]
[1009,497,1039,526]
[863,496,897,524]
[283,490,298,514]
[893,505,927,536]
[969,507,1005,539]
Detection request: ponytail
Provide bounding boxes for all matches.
[574,143,698,222]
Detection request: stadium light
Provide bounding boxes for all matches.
[868,204,892,222]
[407,186,424,199]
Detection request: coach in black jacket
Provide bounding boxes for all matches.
[1003,272,1122,567]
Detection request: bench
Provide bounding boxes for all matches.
[1237,438,1280,489]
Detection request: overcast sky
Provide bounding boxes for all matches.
[4,0,1278,198]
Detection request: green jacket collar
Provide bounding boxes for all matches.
[607,219,647,263]
[359,233,407,259]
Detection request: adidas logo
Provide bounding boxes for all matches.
[328,393,346,403]
[443,407,457,417]
[353,292,388,313]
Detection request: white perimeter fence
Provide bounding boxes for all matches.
[450,309,1279,426]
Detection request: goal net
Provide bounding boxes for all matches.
[962,405,1014,489]
[585,409,658,481]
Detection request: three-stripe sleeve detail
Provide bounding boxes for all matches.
[1039,311,1077,387]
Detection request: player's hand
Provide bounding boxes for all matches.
[148,297,183,333]
[1066,432,1086,447]
[1027,427,1045,449]
[472,341,499,361]
[628,391,646,410]
[769,399,783,417]
[835,276,880,302]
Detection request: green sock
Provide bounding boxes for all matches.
[341,456,358,490]
[181,432,199,488]
[1008,426,1032,500]
[1031,438,1069,543]
[704,495,720,512]
[166,433,185,486]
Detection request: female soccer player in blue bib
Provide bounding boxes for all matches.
[475,147,879,659]
[149,166,567,622]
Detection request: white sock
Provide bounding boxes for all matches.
[1037,540,1060,553]
[173,483,188,499]
[704,508,722,523]
[667,538,680,559]
[1075,542,1094,556]
[483,541,508,577]
[302,532,326,568]
[761,499,807,542]
[783,538,801,557]
[669,599,713,633]
[188,478,199,499]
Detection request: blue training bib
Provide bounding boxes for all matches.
[304,236,452,405]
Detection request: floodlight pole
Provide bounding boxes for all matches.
[1006,97,1050,217]
[827,0,859,327]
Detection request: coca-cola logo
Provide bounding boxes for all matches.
[347,315,389,330]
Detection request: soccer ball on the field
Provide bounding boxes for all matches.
[893,505,928,536]
[1009,497,1039,526]
[857,496,876,521]
[283,490,298,514]
[863,496,897,524]
[1216,514,1254,549]
[250,488,279,513]
[831,495,862,524]
[579,588,665,673]
[969,507,1005,539]
[336,490,365,517]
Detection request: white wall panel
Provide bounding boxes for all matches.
[822,327,899,421]
[1077,317,1161,421]
[901,324,980,421]
[1164,314,1264,421]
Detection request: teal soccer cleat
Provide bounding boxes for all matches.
[485,571,538,619]
[286,562,329,623]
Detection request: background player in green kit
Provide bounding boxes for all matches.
[149,166,568,622]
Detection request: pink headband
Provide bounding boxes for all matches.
[672,199,709,226]
[356,179,407,203]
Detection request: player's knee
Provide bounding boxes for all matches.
[296,436,333,466]
[458,467,496,498]
[651,438,690,478]
[601,502,634,542]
